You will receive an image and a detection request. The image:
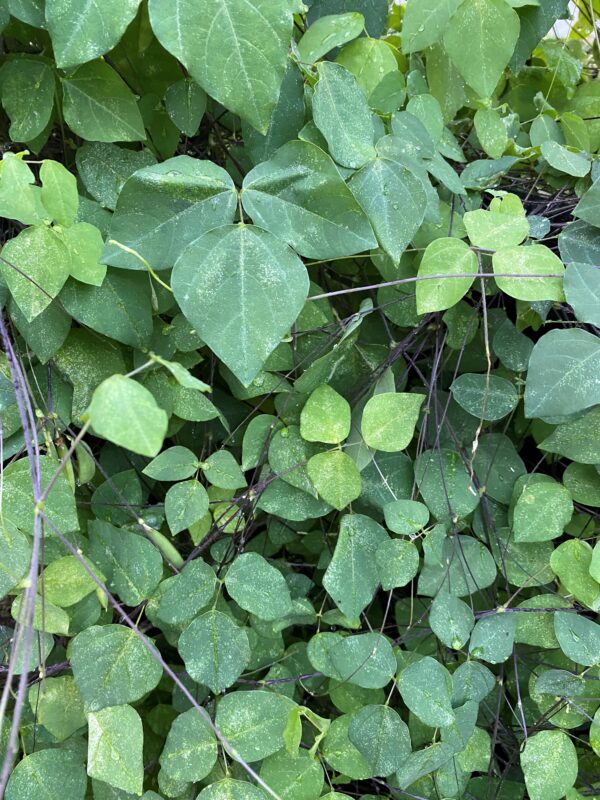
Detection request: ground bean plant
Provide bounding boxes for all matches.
[0,1,600,798]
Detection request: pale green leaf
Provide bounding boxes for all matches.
[492,244,564,301]
[87,705,144,796]
[87,375,168,457]
[306,450,362,510]
[416,237,477,314]
[361,392,424,452]
[300,384,350,444]
[165,480,209,534]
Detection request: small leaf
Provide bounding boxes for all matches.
[416,237,477,314]
[554,611,600,666]
[564,261,600,326]
[348,704,411,776]
[541,140,590,177]
[179,609,250,693]
[40,160,78,226]
[361,392,424,452]
[513,478,573,542]
[225,552,293,620]
[259,749,324,800]
[297,12,364,63]
[451,373,519,421]
[201,450,246,490]
[86,375,168,457]
[165,78,207,137]
[160,708,217,782]
[398,656,455,727]
[313,62,376,169]
[300,384,351,444]
[375,538,419,590]
[429,592,475,650]
[383,499,429,536]
[469,613,516,663]
[330,633,396,689]
[157,559,217,626]
[306,450,362,510]
[165,480,209,534]
[143,446,199,481]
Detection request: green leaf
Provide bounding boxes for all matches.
[398,656,455,727]
[259,749,324,800]
[225,552,293,620]
[241,140,377,259]
[574,176,600,228]
[28,675,86,742]
[336,36,397,96]
[469,613,516,663]
[88,520,163,606]
[474,108,508,159]
[348,157,428,262]
[541,140,590,177]
[60,270,153,349]
[313,62,376,169]
[513,478,573,542]
[300,384,350,444]
[215,690,296,763]
[419,534,496,597]
[564,261,600,325]
[165,78,207,137]
[6,750,87,800]
[62,60,145,142]
[541,406,600,463]
[41,555,96,607]
[70,624,163,711]
[321,712,372,780]
[451,373,519,421]
[416,237,477,314]
[383,499,429,536]
[160,708,217,782]
[0,57,55,141]
[165,480,209,534]
[492,244,564,301]
[201,450,246,490]
[430,593,475,650]
[550,539,600,611]
[2,456,78,536]
[323,513,388,618]
[297,12,364,62]
[348,704,411,776]
[375,538,419,590]
[179,609,250,693]
[443,0,520,98]
[524,329,600,420]
[330,632,396,689]
[464,195,529,250]
[198,780,269,800]
[0,522,31,601]
[40,161,77,225]
[46,0,142,69]
[555,611,600,667]
[103,157,237,270]
[268,425,320,497]
[1,225,71,321]
[361,392,424,452]
[143,446,198,481]
[148,0,294,133]
[521,730,578,800]
[88,705,144,796]
[0,154,45,225]
[172,224,309,386]
[306,450,362,510]
[76,142,156,210]
[59,222,106,286]
[87,375,168,457]
[156,559,217,626]
[401,0,462,53]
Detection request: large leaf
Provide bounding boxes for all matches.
[524,329,600,420]
[148,0,294,133]
[521,730,578,800]
[46,0,143,69]
[492,244,564,301]
[0,57,54,141]
[172,224,309,386]
[416,237,477,314]
[160,708,217,782]
[76,142,156,210]
[103,157,237,270]
[62,60,145,142]
[443,0,520,98]
[224,552,293,620]
[401,0,462,53]
[6,750,86,800]
[242,140,377,259]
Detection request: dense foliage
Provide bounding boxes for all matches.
[1,1,600,799]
